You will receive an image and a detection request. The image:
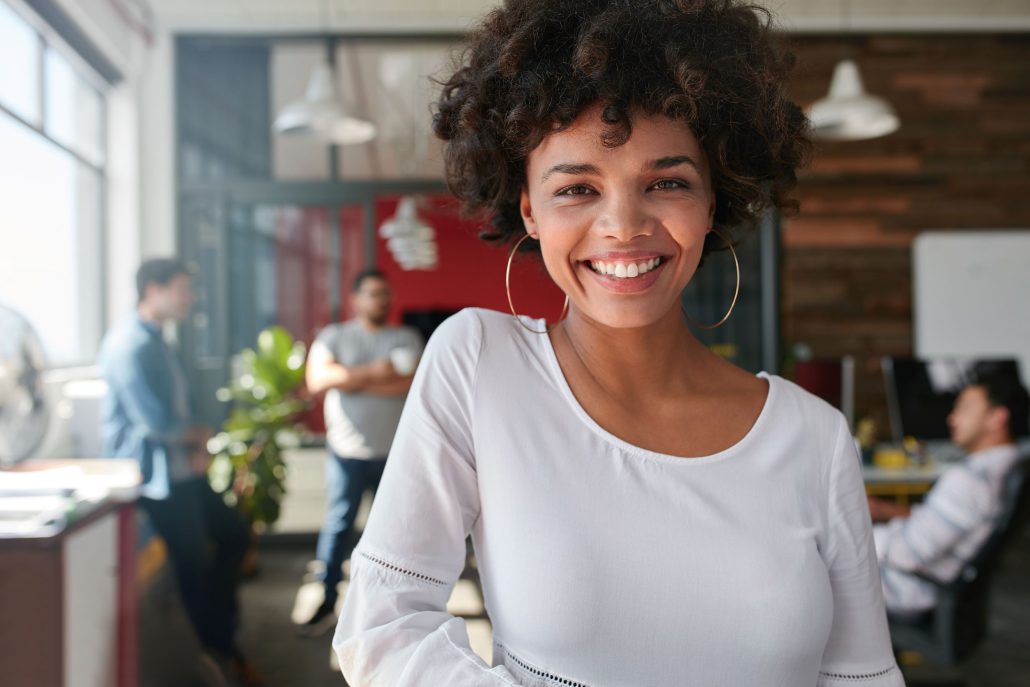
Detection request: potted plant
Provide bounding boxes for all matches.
[208,326,309,533]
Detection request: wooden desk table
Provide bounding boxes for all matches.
[0,459,140,687]
[863,463,949,504]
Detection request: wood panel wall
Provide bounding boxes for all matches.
[781,34,1030,436]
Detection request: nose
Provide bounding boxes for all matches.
[593,191,656,242]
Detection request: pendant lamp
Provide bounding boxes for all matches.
[273,61,376,145]
[808,59,900,141]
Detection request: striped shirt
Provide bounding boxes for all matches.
[873,444,1022,613]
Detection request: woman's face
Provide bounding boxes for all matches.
[520,105,715,329]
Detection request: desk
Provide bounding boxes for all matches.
[0,459,140,687]
[863,463,949,503]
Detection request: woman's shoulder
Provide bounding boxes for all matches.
[762,373,852,448]
[428,308,532,347]
[764,374,843,421]
[424,307,527,361]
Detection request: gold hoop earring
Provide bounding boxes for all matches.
[505,233,569,334]
[683,228,740,331]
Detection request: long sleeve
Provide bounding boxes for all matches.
[818,417,905,687]
[877,466,990,576]
[333,310,521,686]
[104,340,188,446]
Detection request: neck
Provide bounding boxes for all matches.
[359,315,385,331]
[137,303,165,326]
[966,433,1014,455]
[553,305,711,398]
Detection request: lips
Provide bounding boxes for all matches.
[579,256,668,294]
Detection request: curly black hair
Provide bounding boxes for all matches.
[432,0,810,259]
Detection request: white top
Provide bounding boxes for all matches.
[874,443,1022,613]
[334,308,903,687]
[311,320,424,459]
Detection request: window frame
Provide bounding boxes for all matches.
[0,0,111,368]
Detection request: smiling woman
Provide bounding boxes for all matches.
[519,107,715,328]
[332,2,904,686]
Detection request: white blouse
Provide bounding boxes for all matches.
[334,308,904,687]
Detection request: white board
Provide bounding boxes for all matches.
[914,230,1030,383]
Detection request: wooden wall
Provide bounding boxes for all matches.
[782,34,1030,436]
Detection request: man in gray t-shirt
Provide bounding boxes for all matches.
[298,269,423,635]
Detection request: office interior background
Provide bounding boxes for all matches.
[1,1,1029,686]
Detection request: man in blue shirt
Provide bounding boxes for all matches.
[99,258,255,683]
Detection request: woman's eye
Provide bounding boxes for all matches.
[651,179,689,191]
[555,184,594,197]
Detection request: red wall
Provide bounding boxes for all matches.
[298,195,563,435]
[374,195,566,325]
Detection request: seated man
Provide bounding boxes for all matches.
[868,373,1029,614]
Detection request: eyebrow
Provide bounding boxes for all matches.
[541,163,600,183]
[540,155,702,183]
[649,155,701,172]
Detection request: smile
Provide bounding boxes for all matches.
[587,257,664,279]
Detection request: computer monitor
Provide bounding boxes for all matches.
[882,357,1023,443]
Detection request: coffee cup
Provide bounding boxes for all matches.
[389,347,417,375]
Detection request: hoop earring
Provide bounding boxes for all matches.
[505,233,569,334]
[683,228,740,331]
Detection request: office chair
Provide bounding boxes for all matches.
[887,455,1030,666]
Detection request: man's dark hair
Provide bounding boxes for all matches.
[136,258,191,303]
[974,372,1030,438]
[353,269,388,293]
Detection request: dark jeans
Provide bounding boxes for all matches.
[315,453,387,604]
[140,476,249,657]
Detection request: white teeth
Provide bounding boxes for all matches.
[589,257,662,279]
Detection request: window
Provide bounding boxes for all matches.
[0,0,39,123]
[0,0,106,366]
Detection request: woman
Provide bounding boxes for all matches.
[334,1,903,685]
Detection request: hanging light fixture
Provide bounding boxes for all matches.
[272,0,376,145]
[807,59,900,141]
[273,62,376,145]
[807,0,899,142]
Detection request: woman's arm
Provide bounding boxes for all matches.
[332,310,522,686]
[818,417,905,687]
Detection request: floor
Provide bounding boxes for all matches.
[229,448,1030,687]
[234,449,496,687]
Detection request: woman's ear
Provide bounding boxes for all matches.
[520,188,538,239]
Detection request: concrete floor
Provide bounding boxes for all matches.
[236,448,493,687]
[234,448,1030,686]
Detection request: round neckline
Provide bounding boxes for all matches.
[525,315,777,466]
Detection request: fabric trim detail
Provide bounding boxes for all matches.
[498,643,591,687]
[819,666,899,682]
[358,550,448,586]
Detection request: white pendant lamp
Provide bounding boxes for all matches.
[808,59,900,142]
[273,61,377,145]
